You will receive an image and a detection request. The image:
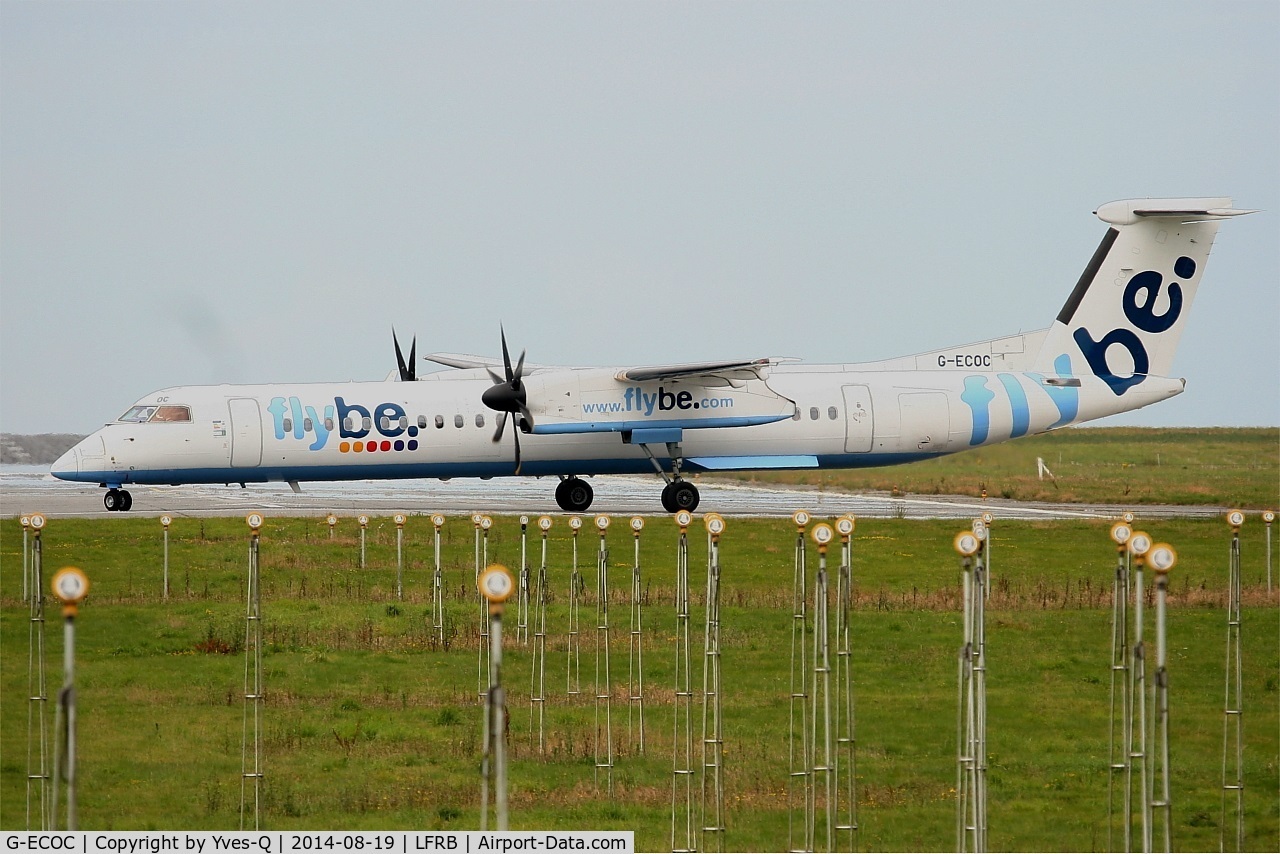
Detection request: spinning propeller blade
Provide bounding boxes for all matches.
[482,326,532,474]
[392,329,417,382]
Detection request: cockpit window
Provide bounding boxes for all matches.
[119,404,191,423]
[120,405,158,422]
[151,405,192,423]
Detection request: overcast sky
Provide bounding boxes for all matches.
[2,1,1276,435]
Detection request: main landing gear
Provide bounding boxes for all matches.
[660,479,700,513]
[104,488,133,512]
[637,437,701,513]
[555,477,594,513]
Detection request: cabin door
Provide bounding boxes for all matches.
[842,385,874,453]
[229,398,263,467]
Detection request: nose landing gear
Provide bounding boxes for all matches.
[104,489,133,512]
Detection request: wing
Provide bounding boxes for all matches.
[616,358,775,383]
[425,352,561,371]
[424,352,503,370]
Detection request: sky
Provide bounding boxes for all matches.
[2,1,1277,435]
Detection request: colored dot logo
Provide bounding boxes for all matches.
[338,437,419,454]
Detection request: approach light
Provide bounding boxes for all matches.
[1128,531,1152,558]
[954,531,980,557]
[478,564,515,605]
[1149,543,1177,573]
[52,567,90,606]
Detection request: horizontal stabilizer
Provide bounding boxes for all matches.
[1094,197,1256,225]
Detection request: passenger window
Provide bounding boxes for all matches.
[476,414,485,428]
[362,416,372,431]
[325,417,335,431]
[792,409,801,421]
[435,415,445,429]
[282,418,293,432]
[828,406,839,421]
[454,414,464,428]
[417,415,427,429]
[151,405,192,423]
[303,417,313,432]
[379,416,390,430]
[399,416,408,430]
[809,407,820,421]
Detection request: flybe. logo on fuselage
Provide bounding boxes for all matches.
[267,397,420,453]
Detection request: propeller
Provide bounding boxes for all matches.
[392,329,417,382]
[482,327,534,473]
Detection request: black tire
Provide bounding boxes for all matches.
[104,490,121,512]
[660,482,678,513]
[669,481,700,512]
[555,477,594,513]
[120,490,134,511]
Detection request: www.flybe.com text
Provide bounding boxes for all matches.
[582,387,733,416]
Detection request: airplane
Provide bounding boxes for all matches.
[52,197,1253,514]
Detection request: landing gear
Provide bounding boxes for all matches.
[555,477,594,513]
[104,488,133,512]
[634,436,701,514]
[661,480,700,513]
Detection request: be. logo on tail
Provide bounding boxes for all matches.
[1072,254,1192,396]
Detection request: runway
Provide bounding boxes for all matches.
[0,465,1224,521]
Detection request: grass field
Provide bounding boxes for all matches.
[720,427,1279,508]
[2,513,1278,850]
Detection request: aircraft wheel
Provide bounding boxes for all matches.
[120,490,134,511]
[104,489,122,512]
[666,480,700,513]
[555,477,594,513]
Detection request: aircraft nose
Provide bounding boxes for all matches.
[50,446,79,480]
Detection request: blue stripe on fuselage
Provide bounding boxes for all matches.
[64,451,943,485]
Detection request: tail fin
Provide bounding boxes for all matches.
[1033,197,1254,395]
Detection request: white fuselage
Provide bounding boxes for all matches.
[51,195,1247,507]
[51,362,1183,489]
